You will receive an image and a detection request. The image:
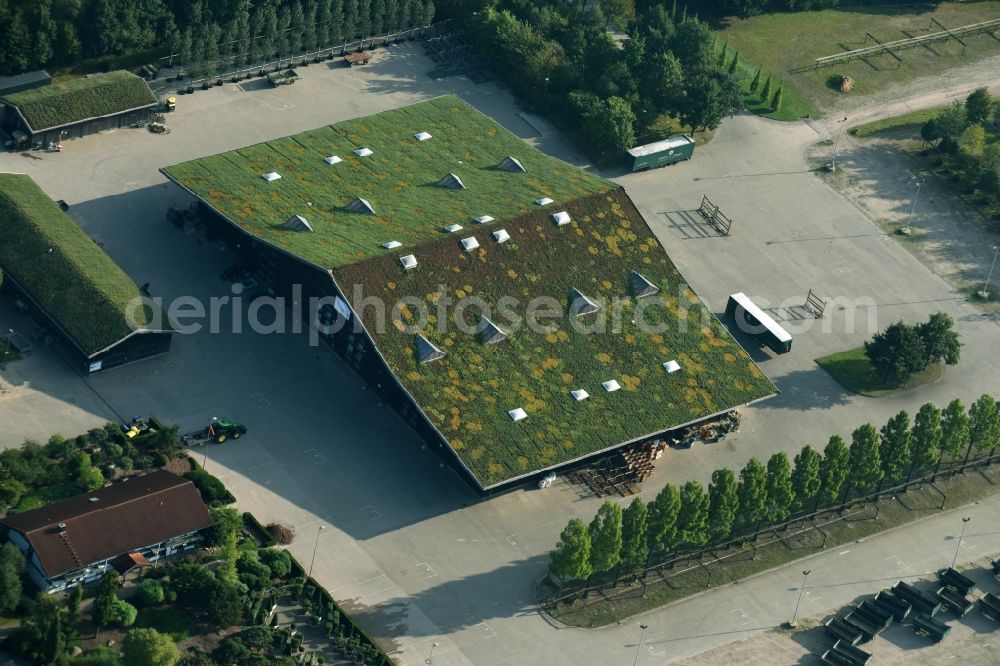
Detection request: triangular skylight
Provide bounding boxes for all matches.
[262,172,281,182]
[324,155,342,165]
[535,197,554,206]
[552,211,571,226]
[497,156,527,173]
[382,240,402,249]
[569,288,600,316]
[478,315,507,345]
[400,255,417,270]
[443,223,463,233]
[346,197,375,215]
[354,147,373,157]
[460,237,480,252]
[415,334,446,363]
[571,389,589,401]
[629,270,660,299]
[508,407,528,422]
[663,360,681,374]
[282,214,313,232]
[438,173,467,190]
[493,229,510,243]
[414,131,432,141]
[603,379,621,392]
[473,215,494,224]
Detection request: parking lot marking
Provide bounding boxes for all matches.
[506,534,526,550]
[727,608,753,626]
[249,392,271,406]
[472,621,497,639]
[839,550,851,555]
[804,590,823,603]
[252,93,294,111]
[832,265,853,276]
[885,555,910,571]
[359,505,381,521]
[303,448,326,463]
[414,562,438,579]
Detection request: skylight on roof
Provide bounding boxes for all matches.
[474,215,494,224]
[400,254,417,270]
[382,240,402,250]
[535,197,554,206]
[603,380,621,392]
[324,155,343,165]
[571,389,589,401]
[552,211,571,226]
[443,223,463,233]
[262,172,281,182]
[461,237,480,252]
[508,407,528,422]
[414,131,432,141]
[663,360,681,374]
[493,229,510,243]
[354,147,373,157]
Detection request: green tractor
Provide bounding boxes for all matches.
[182,418,247,445]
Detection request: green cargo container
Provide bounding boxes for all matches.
[627,134,695,172]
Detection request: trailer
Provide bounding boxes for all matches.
[344,52,372,66]
[725,292,793,354]
[873,590,911,622]
[627,134,695,172]
[182,417,247,445]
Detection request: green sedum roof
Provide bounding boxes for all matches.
[3,70,156,132]
[0,173,164,356]
[333,189,777,488]
[162,95,610,269]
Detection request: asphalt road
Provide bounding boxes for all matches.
[1,41,998,665]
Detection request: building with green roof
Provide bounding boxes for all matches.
[0,71,156,148]
[162,96,776,492]
[0,173,171,373]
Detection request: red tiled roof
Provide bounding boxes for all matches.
[1,471,214,578]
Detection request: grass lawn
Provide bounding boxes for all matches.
[637,114,715,146]
[134,606,195,641]
[816,346,942,397]
[549,463,1000,627]
[717,2,1000,117]
[717,45,818,121]
[849,106,945,137]
[11,482,83,514]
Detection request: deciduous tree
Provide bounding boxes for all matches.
[620,497,649,571]
[764,452,794,522]
[848,424,883,492]
[909,403,941,478]
[819,435,850,504]
[122,628,181,666]
[790,445,821,509]
[0,543,25,614]
[940,398,969,463]
[707,468,738,541]
[677,481,710,547]
[549,518,592,581]
[916,312,961,368]
[879,411,911,483]
[968,394,1000,460]
[588,501,624,574]
[965,87,993,125]
[864,321,926,384]
[647,483,681,553]
[736,458,767,528]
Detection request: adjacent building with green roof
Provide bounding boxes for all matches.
[0,71,157,147]
[0,173,171,373]
[163,96,776,492]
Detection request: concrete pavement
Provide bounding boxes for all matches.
[1,41,998,665]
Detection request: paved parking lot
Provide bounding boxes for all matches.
[1,42,998,665]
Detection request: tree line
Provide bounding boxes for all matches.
[921,88,1000,211]
[445,1,743,156]
[0,0,435,78]
[549,393,1000,584]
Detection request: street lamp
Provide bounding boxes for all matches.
[542,77,550,109]
[308,524,325,579]
[978,245,1000,299]
[3,329,13,357]
[787,570,812,628]
[901,180,922,235]
[828,117,848,172]
[951,517,971,568]
[425,641,439,664]
[632,624,649,666]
